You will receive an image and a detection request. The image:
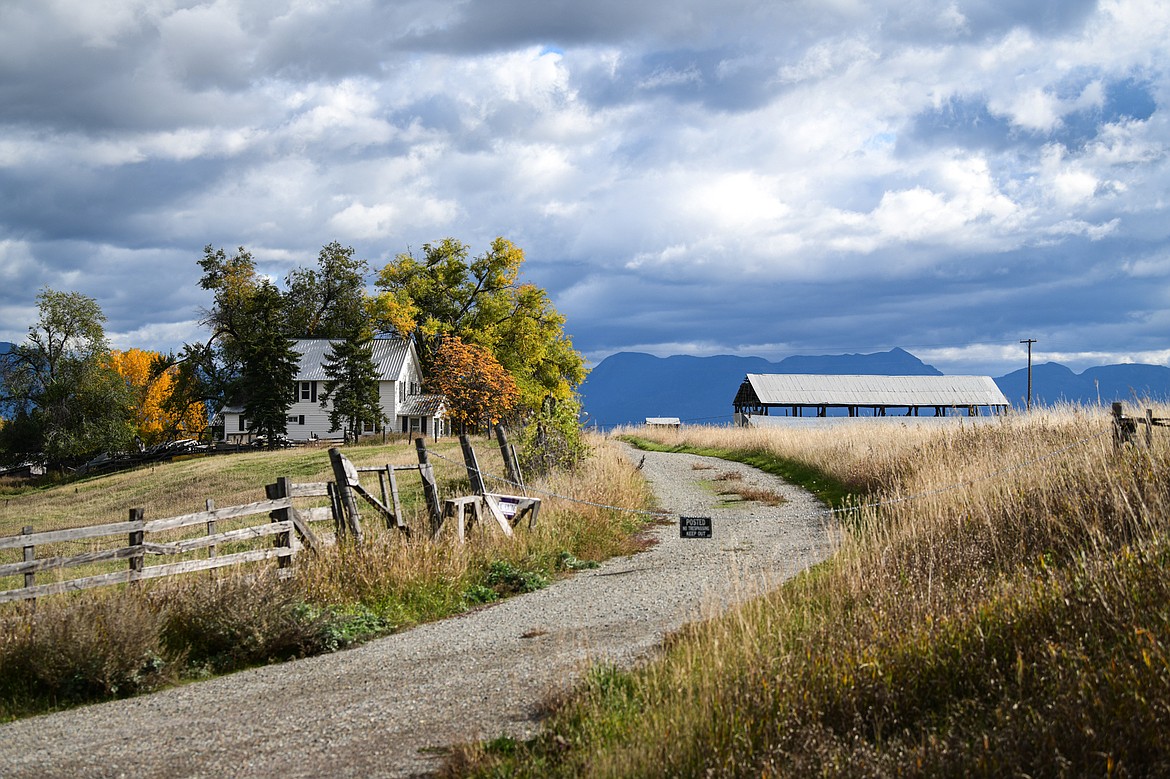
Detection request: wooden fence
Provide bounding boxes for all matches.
[0,431,535,603]
[1111,402,1169,449]
[0,496,300,604]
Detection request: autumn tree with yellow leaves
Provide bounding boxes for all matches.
[372,237,587,469]
[109,348,208,444]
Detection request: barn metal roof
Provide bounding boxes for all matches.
[739,374,1009,408]
[293,338,411,382]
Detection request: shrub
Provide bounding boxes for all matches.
[159,573,335,675]
[0,593,173,715]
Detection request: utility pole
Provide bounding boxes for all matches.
[1019,338,1036,412]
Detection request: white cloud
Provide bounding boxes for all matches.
[1,0,1169,375]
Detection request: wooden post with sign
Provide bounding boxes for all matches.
[328,447,364,543]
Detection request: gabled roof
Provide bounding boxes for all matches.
[293,337,411,382]
[399,394,445,417]
[738,374,1009,408]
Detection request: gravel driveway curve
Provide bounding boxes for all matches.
[0,445,833,778]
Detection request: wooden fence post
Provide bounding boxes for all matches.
[459,434,486,495]
[1112,402,1141,450]
[494,424,525,492]
[327,481,345,539]
[205,499,217,559]
[328,447,364,544]
[128,508,145,578]
[385,466,405,530]
[21,526,34,592]
[265,478,294,570]
[1146,408,1154,448]
[415,437,443,536]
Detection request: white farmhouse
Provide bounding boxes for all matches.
[219,337,445,443]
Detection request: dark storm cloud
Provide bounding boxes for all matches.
[0,0,1168,373]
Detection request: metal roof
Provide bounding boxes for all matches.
[293,338,411,382]
[740,374,1009,407]
[399,394,445,417]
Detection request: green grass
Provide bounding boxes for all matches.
[621,435,857,509]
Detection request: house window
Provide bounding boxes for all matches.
[287,415,305,425]
[362,419,376,434]
[410,381,419,396]
[409,417,421,433]
[299,381,316,402]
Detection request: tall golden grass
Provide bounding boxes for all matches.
[452,406,1170,777]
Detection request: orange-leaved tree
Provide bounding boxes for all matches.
[109,348,208,444]
[429,335,518,434]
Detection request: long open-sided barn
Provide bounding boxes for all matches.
[733,374,1010,424]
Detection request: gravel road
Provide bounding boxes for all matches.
[0,445,833,778]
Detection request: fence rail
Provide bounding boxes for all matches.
[0,430,532,603]
[0,497,300,604]
[1112,402,1169,449]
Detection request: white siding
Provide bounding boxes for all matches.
[380,380,397,429]
[286,381,342,440]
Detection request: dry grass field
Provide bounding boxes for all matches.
[451,406,1170,777]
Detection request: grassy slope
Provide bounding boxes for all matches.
[0,435,657,721]
[451,413,1170,777]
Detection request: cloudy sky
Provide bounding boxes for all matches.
[1,0,1168,376]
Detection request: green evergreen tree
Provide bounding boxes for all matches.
[319,333,384,442]
[237,282,300,448]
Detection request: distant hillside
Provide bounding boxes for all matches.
[579,348,1170,428]
[579,348,941,429]
[996,361,1170,408]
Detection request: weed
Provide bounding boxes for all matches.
[484,560,550,596]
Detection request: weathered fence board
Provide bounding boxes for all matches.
[289,482,330,498]
[0,497,298,603]
[0,544,295,604]
[0,545,142,578]
[143,498,293,533]
[0,521,146,550]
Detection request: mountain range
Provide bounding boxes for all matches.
[3,340,1167,430]
[578,348,1170,429]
